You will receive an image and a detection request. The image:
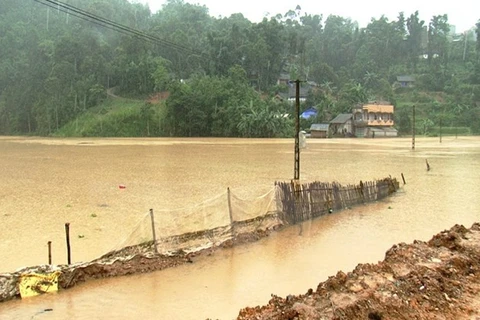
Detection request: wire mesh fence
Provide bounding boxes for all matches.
[105,188,279,258]
[104,177,399,259]
[0,177,401,303]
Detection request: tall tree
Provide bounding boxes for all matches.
[321,15,357,71]
[406,11,426,70]
[427,14,450,64]
[476,20,480,58]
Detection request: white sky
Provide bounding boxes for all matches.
[142,0,479,33]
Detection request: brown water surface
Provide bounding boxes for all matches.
[1,136,480,320]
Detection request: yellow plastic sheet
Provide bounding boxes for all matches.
[19,272,60,298]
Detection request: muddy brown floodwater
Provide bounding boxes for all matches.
[1,136,480,320]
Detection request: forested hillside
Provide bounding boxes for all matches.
[1,0,479,137]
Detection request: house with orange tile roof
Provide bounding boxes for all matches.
[352,102,398,138]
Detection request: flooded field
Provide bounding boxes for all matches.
[1,136,480,319]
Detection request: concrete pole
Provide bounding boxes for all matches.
[294,80,300,180]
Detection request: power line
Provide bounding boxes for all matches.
[38,0,200,54]
[32,0,155,42]
[33,0,208,61]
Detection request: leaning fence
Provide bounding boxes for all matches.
[106,187,279,257]
[106,177,399,258]
[275,178,399,225]
[0,176,401,303]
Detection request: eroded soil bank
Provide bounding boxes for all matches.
[237,223,480,320]
[3,223,480,320]
[0,228,276,303]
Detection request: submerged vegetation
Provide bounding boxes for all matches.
[0,0,479,137]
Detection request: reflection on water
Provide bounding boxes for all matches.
[1,136,480,320]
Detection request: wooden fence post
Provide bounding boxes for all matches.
[149,209,158,254]
[48,241,52,265]
[65,223,71,265]
[359,180,365,202]
[227,188,234,237]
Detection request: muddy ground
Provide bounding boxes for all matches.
[237,223,480,320]
[0,228,275,302]
[3,223,480,320]
[57,228,274,290]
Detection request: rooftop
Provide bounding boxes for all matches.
[397,75,415,82]
[330,114,352,124]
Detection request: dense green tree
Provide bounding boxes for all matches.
[356,16,405,74]
[427,15,450,64]
[394,106,412,134]
[476,21,480,55]
[406,11,425,70]
[150,0,212,79]
[321,15,357,72]
[0,0,479,136]
[151,57,172,92]
[249,18,287,90]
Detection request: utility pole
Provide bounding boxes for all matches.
[439,116,442,143]
[294,80,301,180]
[412,105,416,150]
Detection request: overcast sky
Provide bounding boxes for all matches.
[142,0,478,33]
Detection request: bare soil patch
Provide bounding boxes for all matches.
[4,222,480,320]
[237,223,480,320]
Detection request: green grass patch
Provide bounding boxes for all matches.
[427,126,471,136]
[54,98,167,137]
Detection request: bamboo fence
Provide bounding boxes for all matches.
[275,177,399,225]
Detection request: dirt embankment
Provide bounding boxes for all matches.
[0,229,273,303]
[3,223,480,320]
[237,223,480,320]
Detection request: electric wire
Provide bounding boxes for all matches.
[37,0,202,54]
[32,0,157,42]
[32,0,209,61]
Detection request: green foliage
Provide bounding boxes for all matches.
[394,106,412,134]
[471,62,480,84]
[336,81,368,113]
[421,118,435,135]
[1,0,479,137]
[163,65,291,137]
[55,98,165,137]
[428,126,471,136]
[406,11,425,70]
[236,101,291,138]
[427,15,450,64]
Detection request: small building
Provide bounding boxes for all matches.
[277,72,290,86]
[396,75,415,88]
[277,82,315,103]
[353,102,397,138]
[330,114,353,137]
[367,127,399,138]
[287,85,309,103]
[310,123,329,138]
